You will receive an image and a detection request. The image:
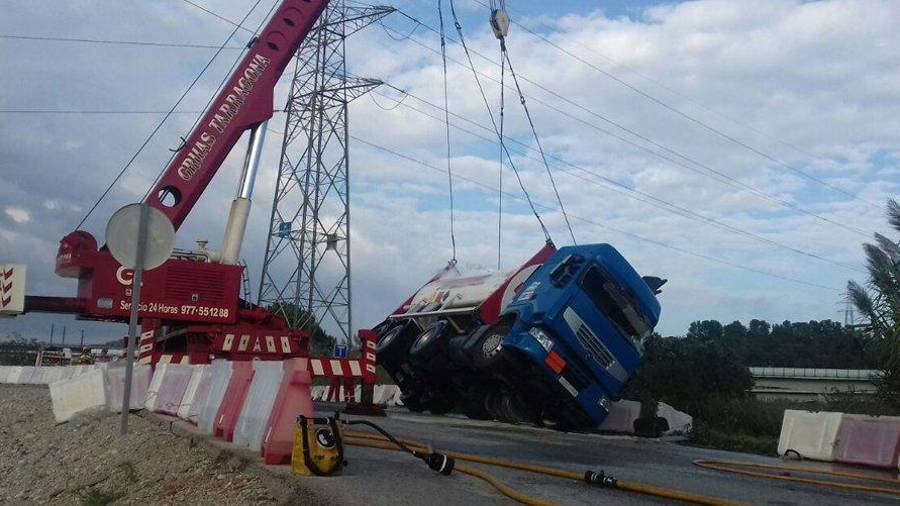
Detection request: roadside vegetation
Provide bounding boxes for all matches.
[625,317,896,455]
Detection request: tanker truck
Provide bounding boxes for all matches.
[374,242,665,430]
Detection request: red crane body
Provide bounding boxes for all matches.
[28,0,332,365]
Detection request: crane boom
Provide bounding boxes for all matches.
[148,0,328,230]
[15,0,336,366]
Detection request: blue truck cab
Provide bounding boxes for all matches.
[497,244,662,428]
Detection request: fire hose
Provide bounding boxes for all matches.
[341,426,746,506]
[693,459,900,496]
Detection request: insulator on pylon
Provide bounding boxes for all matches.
[490,9,509,39]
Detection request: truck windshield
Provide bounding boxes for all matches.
[579,264,649,347]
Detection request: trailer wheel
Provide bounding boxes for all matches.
[408,320,449,363]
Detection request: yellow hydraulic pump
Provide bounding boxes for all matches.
[292,415,345,476]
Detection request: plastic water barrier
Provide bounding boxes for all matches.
[835,414,900,469]
[177,364,210,424]
[146,364,194,416]
[49,369,107,423]
[263,358,313,465]
[233,361,284,451]
[599,400,641,433]
[105,364,152,412]
[777,410,843,461]
[197,360,233,435]
[214,361,255,441]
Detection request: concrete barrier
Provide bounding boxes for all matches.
[777,410,843,461]
[178,365,210,424]
[233,361,283,451]
[0,366,8,383]
[835,414,900,469]
[19,366,39,385]
[6,366,24,384]
[147,364,194,416]
[214,361,255,441]
[599,400,641,433]
[105,364,152,412]
[263,359,313,465]
[198,360,233,435]
[658,402,693,434]
[49,369,107,423]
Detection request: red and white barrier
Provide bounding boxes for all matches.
[835,414,900,469]
[105,364,152,412]
[233,361,283,451]
[177,364,210,424]
[777,410,844,461]
[213,361,255,441]
[262,358,314,465]
[197,360,233,434]
[146,364,194,416]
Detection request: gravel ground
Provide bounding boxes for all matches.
[0,385,319,506]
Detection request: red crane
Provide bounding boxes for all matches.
[23,0,330,365]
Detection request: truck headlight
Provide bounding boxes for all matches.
[528,327,554,352]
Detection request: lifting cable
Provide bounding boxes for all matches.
[492,5,576,245]
[447,0,551,244]
[437,0,457,262]
[74,0,265,230]
[493,0,505,270]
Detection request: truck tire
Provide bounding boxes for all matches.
[376,321,416,361]
[471,322,511,370]
[408,320,449,364]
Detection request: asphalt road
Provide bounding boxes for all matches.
[277,404,899,506]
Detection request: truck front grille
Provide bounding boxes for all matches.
[575,322,615,369]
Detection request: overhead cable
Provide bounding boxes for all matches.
[351,135,843,292]
[467,0,880,210]
[73,0,265,231]
[370,85,864,274]
[376,20,872,239]
[446,0,551,243]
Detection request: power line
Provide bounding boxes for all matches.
[0,109,209,114]
[369,85,864,274]
[74,0,265,230]
[0,33,243,50]
[377,19,873,239]
[350,135,843,292]
[467,0,880,210]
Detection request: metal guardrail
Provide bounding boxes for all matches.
[748,367,880,380]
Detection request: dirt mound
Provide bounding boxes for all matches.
[0,385,317,505]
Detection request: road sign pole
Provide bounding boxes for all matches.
[120,202,149,436]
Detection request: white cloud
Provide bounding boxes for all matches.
[1,0,898,341]
[5,207,31,224]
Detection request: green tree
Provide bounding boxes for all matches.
[268,302,337,357]
[686,320,724,342]
[847,198,900,406]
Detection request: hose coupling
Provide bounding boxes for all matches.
[584,470,617,488]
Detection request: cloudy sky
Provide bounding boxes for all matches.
[1,0,898,345]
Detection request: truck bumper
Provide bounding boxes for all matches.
[504,331,613,427]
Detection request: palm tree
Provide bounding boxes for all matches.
[847,198,900,405]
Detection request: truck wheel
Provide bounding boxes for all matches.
[376,321,415,361]
[459,397,491,420]
[408,320,449,364]
[402,393,425,413]
[472,322,511,370]
[425,395,455,415]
